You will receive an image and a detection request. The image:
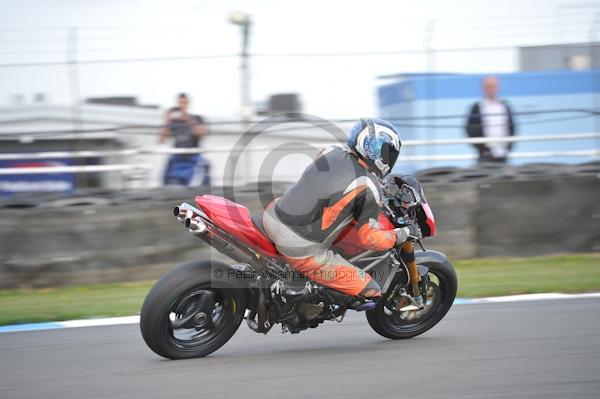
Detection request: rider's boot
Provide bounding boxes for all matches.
[321,287,378,312]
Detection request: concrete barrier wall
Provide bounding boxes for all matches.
[424,175,600,258]
[0,168,598,289]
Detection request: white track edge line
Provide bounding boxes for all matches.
[1,292,599,333]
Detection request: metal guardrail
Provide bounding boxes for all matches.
[0,164,150,175]
[401,149,600,162]
[0,132,598,175]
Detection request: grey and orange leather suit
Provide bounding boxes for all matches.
[263,146,399,298]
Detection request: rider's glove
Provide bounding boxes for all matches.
[407,223,422,241]
[395,223,422,244]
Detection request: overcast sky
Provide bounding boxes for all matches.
[0,0,597,119]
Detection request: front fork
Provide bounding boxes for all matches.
[400,241,430,310]
[402,241,421,298]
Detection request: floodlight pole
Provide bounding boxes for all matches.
[228,12,253,184]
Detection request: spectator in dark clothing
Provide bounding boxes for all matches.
[159,93,211,186]
[466,76,516,163]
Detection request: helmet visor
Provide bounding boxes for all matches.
[381,142,399,169]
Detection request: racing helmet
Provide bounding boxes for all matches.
[347,118,401,179]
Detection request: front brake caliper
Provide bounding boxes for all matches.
[419,272,429,299]
[417,265,429,298]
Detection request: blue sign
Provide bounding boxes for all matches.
[0,158,75,196]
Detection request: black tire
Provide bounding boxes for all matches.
[366,258,457,339]
[140,260,247,359]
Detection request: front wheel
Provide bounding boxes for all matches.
[366,257,457,339]
[140,260,247,359]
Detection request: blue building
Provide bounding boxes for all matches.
[377,69,600,172]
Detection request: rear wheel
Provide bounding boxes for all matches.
[140,260,246,359]
[366,259,457,339]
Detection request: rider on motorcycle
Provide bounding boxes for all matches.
[263,118,422,307]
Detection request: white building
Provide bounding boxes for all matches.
[0,102,345,193]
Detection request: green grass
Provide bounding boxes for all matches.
[0,281,154,326]
[0,253,599,326]
[454,253,600,297]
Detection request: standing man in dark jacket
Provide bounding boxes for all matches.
[159,93,211,186]
[465,76,516,163]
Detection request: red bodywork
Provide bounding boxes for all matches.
[421,201,436,237]
[195,195,279,258]
[194,194,435,259]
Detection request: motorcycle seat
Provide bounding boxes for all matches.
[251,213,271,243]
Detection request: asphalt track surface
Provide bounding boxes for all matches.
[1,298,599,399]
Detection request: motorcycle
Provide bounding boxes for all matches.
[140,175,457,359]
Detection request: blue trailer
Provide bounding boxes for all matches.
[377,69,600,172]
